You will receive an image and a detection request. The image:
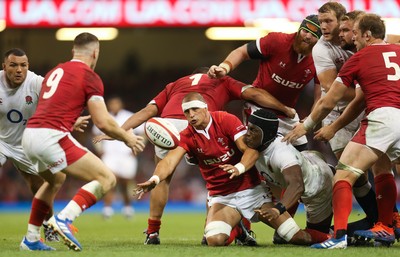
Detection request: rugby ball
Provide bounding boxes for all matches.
[144,117,181,150]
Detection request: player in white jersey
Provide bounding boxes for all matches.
[312,2,378,230]
[241,108,332,245]
[92,96,145,219]
[1,48,90,251]
[312,6,362,156]
[0,48,66,248]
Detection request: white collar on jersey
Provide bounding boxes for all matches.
[297,54,306,63]
[194,115,213,140]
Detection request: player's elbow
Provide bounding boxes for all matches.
[94,118,117,134]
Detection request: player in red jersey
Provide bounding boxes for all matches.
[134,92,289,246]
[284,14,399,249]
[208,15,322,151]
[21,32,145,251]
[94,67,295,245]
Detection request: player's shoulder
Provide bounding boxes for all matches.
[264,32,293,40]
[261,32,294,47]
[211,110,236,121]
[313,38,330,53]
[269,136,297,154]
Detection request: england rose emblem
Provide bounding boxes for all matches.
[25,95,33,105]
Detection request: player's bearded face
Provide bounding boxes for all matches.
[293,30,318,56]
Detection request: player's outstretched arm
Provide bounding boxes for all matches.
[121,104,158,131]
[314,87,365,142]
[208,44,249,79]
[134,146,186,198]
[242,87,296,119]
[220,136,259,179]
[88,97,145,155]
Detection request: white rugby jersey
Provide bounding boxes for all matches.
[255,136,328,198]
[312,37,353,112]
[0,70,43,145]
[92,109,145,156]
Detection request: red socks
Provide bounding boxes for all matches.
[147,218,161,234]
[72,188,97,211]
[374,173,397,226]
[333,180,353,237]
[29,198,50,226]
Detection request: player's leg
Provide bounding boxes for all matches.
[20,172,65,251]
[205,203,242,246]
[257,202,313,245]
[14,156,65,245]
[312,142,379,249]
[354,154,396,245]
[48,152,116,251]
[332,126,378,228]
[144,150,174,245]
[119,177,135,218]
[145,173,172,244]
[101,187,115,219]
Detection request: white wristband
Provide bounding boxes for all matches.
[149,175,160,185]
[303,116,316,131]
[218,62,231,74]
[234,163,246,175]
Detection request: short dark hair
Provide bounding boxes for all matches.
[73,32,99,47]
[4,48,26,60]
[357,13,386,40]
[318,1,347,21]
[341,10,365,22]
[192,67,209,74]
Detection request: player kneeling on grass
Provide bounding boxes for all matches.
[135,92,283,246]
[241,108,332,245]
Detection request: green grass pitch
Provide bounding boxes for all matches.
[0,211,398,257]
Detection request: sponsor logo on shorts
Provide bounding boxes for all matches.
[47,158,64,169]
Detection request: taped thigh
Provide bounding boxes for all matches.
[336,161,364,176]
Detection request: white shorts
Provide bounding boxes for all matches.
[322,110,363,153]
[102,154,138,179]
[0,140,37,174]
[154,118,188,159]
[353,107,400,162]
[243,102,307,146]
[301,151,333,224]
[22,128,88,173]
[207,184,273,222]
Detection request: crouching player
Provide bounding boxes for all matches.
[240,109,333,245]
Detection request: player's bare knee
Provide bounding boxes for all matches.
[206,234,228,246]
[205,221,231,246]
[53,172,66,190]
